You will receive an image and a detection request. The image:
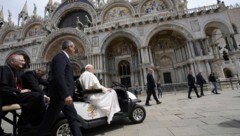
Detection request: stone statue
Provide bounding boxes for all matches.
[8,10,12,22]
[33,3,37,15]
[85,15,92,27]
[76,16,84,30]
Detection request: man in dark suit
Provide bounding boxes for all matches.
[37,40,82,136]
[21,67,50,102]
[196,72,207,96]
[145,68,161,106]
[187,70,201,99]
[0,54,45,136]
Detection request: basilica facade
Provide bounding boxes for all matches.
[0,0,240,87]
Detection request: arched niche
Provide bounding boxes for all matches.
[43,35,85,62]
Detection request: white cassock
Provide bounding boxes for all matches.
[79,71,120,124]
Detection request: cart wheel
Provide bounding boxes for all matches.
[129,105,146,123]
[52,119,72,136]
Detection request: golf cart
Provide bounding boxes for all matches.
[51,81,146,135]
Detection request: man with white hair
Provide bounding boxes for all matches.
[0,54,45,135]
[79,64,120,124]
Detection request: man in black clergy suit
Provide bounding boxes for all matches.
[37,40,82,136]
[21,67,50,103]
[187,70,201,99]
[0,54,45,136]
[145,68,161,106]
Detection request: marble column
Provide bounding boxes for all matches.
[231,34,238,50]
[205,61,211,75]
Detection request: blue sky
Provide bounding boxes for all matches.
[0,0,239,25]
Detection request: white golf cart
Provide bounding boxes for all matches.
[51,82,146,135]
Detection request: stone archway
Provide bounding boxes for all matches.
[105,36,139,86]
[223,68,233,78]
[149,29,187,83]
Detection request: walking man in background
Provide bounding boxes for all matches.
[187,70,201,99]
[196,72,207,96]
[209,72,220,94]
[145,68,161,106]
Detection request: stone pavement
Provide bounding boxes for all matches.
[2,89,240,136]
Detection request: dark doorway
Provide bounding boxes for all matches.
[163,72,172,83]
[121,77,131,88]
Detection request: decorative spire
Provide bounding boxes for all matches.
[18,1,29,26]
[0,6,4,28]
[0,6,3,21]
[22,1,28,14]
[48,0,53,5]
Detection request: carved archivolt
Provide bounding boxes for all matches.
[203,19,234,37]
[40,28,91,61]
[145,23,194,46]
[104,6,131,22]
[51,2,97,28]
[2,30,17,43]
[25,24,47,38]
[138,0,174,15]
[100,2,135,23]
[0,26,18,44]
[101,30,141,53]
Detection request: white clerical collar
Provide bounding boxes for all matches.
[62,51,69,58]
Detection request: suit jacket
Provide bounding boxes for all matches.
[0,65,20,96]
[21,70,48,95]
[48,52,75,100]
[187,74,196,86]
[147,73,156,91]
[196,74,206,85]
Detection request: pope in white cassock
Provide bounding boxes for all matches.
[78,64,120,124]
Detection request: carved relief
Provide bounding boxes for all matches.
[32,47,38,57]
[156,55,172,67]
[92,36,99,47]
[26,24,47,37]
[190,20,201,32]
[104,6,131,22]
[137,27,144,36]
[142,0,167,14]
[106,40,137,57]
[3,31,17,43]
[153,39,175,51]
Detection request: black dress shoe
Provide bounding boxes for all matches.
[215,92,220,94]
[188,97,192,99]
[0,132,12,136]
[157,101,161,104]
[197,95,201,98]
[145,104,152,106]
[211,91,215,94]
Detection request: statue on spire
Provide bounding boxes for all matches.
[8,10,12,23]
[33,3,37,15]
[0,6,4,28]
[18,1,29,26]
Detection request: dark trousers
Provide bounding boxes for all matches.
[145,89,159,104]
[188,85,200,97]
[1,92,45,135]
[37,98,82,136]
[199,84,204,95]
